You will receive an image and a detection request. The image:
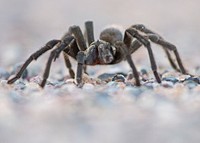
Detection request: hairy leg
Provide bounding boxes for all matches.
[7,40,60,84]
[125,28,161,83]
[76,51,85,87]
[132,24,187,74]
[40,36,74,88]
[115,40,141,86]
[84,21,95,45]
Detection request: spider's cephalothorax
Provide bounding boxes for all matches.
[7,21,188,88]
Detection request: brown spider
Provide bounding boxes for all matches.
[7,21,188,88]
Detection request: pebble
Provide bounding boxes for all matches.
[140,69,149,82]
[97,73,115,81]
[162,77,179,84]
[161,81,174,88]
[184,76,200,84]
[111,74,126,82]
[140,69,148,75]
[177,74,191,82]
[143,81,159,89]
[0,67,10,79]
[183,76,200,89]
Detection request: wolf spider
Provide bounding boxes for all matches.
[7,21,187,88]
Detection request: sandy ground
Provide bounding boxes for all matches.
[1,0,200,143]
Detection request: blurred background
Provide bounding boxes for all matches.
[0,0,200,69]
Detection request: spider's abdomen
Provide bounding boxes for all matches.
[100,25,124,45]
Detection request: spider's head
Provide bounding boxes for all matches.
[97,41,116,64]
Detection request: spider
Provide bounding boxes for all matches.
[7,21,188,88]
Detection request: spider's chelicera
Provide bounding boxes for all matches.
[7,21,188,88]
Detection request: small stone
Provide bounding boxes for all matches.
[111,74,126,82]
[185,76,200,84]
[143,80,159,89]
[140,69,148,75]
[162,77,179,84]
[140,69,149,81]
[177,74,191,82]
[98,73,116,81]
[143,82,154,89]
[161,81,174,88]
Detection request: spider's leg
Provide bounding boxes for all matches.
[124,33,142,55]
[116,40,141,86]
[40,36,74,88]
[147,34,187,74]
[163,48,181,72]
[76,51,85,87]
[69,25,87,51]
[60,32,79,78]
[63,52,75,78]
[132,24,187,74]
[7,40,60,84]
[84,21,95,45]
[83,21,95,74]
[125,28,161,83]
[126,54,141,86]
[70,25,89,75]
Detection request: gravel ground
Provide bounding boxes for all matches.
[1,0,200,143]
